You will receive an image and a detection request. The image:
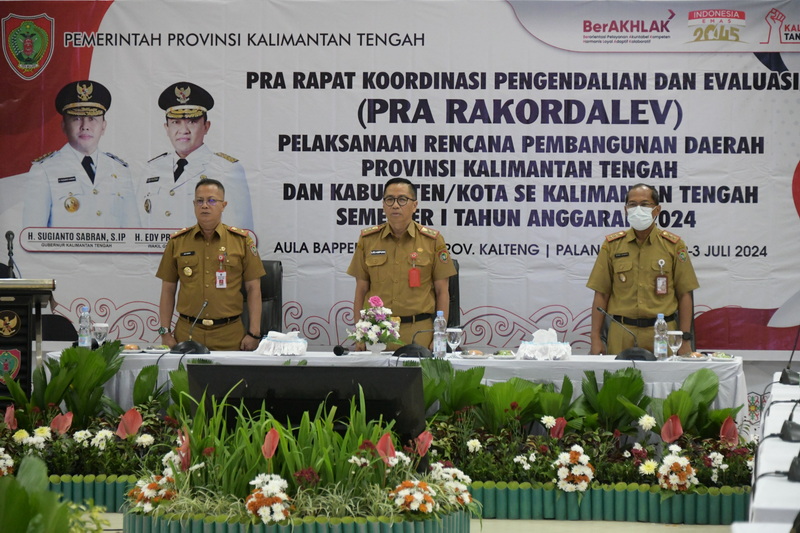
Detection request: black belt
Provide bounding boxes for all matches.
[179,314,240,327]
[398,313,433,324]
[612,312,677,328]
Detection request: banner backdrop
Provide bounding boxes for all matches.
[2,0,800,352]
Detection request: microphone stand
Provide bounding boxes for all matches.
[171,301,211,354]
[596,307,656,361]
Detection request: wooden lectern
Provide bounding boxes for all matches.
[0,279,56,401]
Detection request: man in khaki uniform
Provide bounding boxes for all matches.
[347,178,457,349]
[587,183,699,356]
[156,178,265,351]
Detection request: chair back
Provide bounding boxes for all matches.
[447,259,460,328]
[42,314,78,342]
[241,260,283,335]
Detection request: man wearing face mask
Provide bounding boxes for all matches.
[587,184,699,356]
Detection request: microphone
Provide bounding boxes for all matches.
[5,231,13,249]
[171,301,211,354]
[393,328,434,358]
[780,401,800,442]
[779,325,800,385]
[333,345,349,356]
[596,307,656,361]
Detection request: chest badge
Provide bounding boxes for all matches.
[64,195,80,213]
[618,273,626,283]
[183,266,193,276]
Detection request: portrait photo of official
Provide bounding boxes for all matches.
[140,81,254,231]
[22,80,141,228]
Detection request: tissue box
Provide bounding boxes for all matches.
[255,331,308,356]
[517,341,571,361]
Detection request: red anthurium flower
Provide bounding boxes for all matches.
[415,430,433,457]
[550,417,567,439]
[377,433,396,465]
[661,414,684,443]
[4,406,17,431]
[116,408,143,439]
[50,412,73,435]
[178,429,191,472]
[262,428,280,459]
[719,416,739,446]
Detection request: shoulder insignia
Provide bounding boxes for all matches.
[103,152,129,167]
[419,225,440,239]
[32,151,56,163]
[171,227,191,237]
[660,229,681,244]
[214,152,239,163]
[360,224,383,237]
[226,225,249,237]
[147,152,169,163]
[605,231,626,242]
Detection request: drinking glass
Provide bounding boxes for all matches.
[445,328,463,356]
[92,323,109,345]
[666,330,683,359]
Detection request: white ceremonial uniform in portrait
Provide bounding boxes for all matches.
[141,144,254,230]
[23,143,141,228]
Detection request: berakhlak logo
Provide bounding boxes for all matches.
[2,13,55,80]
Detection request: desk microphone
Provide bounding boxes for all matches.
[333,345,349,356]
[780,401,800,442]
[171,300,211,354]
[596,307,655,361]
[393,328,434,358]
[779,325,800,385]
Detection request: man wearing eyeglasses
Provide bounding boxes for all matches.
[347,177,457,349]
[141,81,254,230]
[155,178,265,351]
[587,183,699,356]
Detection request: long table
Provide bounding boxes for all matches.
[749,373,800,523]
[45,351,747,417]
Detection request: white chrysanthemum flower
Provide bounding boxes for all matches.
[570,444,584,454]
[633,442,643,451]
[541,415,556,429]
[73,430,92,447]
[638,414,657,431]
[668,444,682,454]
[466,439,482,453]
[12,429,29,443]
[623,450,631,458]
[639,460,658,475]
[136,434,155,447]
[33,427,52,440]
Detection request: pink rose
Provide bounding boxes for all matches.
[368,296,384,308]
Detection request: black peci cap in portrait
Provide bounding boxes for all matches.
[55,80,111,117]
[158,81,215,119]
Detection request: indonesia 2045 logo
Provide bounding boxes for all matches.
[2,13,54,80]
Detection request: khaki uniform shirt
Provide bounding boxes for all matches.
[156,223,265,319]
[347,221,456,317]
[587,227,699,319]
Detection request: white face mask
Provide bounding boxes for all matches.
[627,206,655,231]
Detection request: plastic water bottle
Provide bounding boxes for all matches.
[433,310,447,358]
[654,313,668,361]
[78,306,92,348]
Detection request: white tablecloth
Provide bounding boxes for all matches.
[449,354,747,419]
[750,373,800,523]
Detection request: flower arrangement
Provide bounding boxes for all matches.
[390,479,438,513]
[657,445,699,492]
[245,473,293,523]
[347,295,401,346]
[552,444,595,492]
